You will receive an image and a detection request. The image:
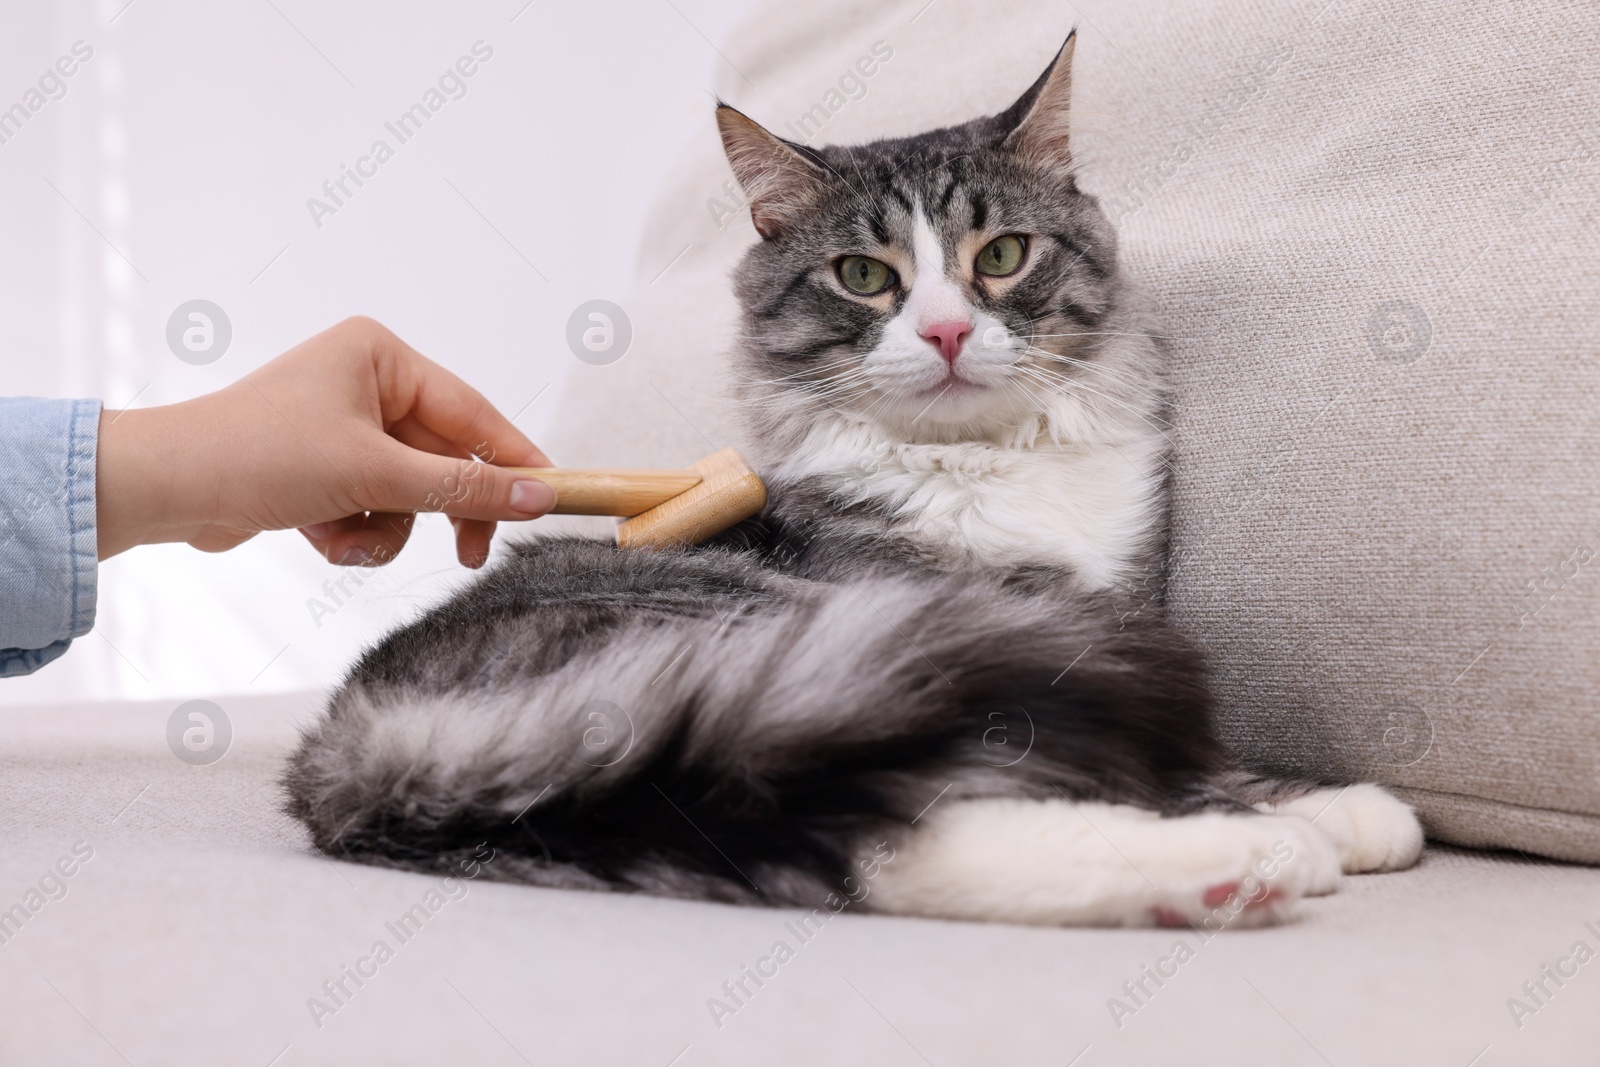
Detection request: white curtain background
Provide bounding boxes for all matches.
[0,0,756,707]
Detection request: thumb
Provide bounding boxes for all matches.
[379,445,557,521]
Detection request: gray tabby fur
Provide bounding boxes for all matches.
[282,36,1405,920]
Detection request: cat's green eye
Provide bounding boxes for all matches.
[838,255,895,295]
[975,235,1027,277]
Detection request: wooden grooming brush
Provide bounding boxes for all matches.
[506,448,767,549]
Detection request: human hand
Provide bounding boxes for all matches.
[96,316,555,568]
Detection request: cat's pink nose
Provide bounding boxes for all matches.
[920,319,973,363]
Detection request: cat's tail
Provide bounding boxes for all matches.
[281,566,1218,906]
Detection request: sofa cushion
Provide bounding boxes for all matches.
[534,0,1600,861]
[2,692,1599,1063]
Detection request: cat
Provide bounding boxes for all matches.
[283,32,1422,928]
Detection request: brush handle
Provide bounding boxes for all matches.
[501,467,702,517]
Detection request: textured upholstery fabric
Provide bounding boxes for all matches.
[4,12,1594,1057]
[1,692,1598,1064]
[536,0,1600,861]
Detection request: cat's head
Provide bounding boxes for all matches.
[718,32,1144,451]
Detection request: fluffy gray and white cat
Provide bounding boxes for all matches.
[284,34,1422,928]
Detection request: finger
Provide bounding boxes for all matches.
[303,512,415,566]
[451,517,497,569]
[367,327,551,468]
[300,516,365,563]
[371,441,557,522]
[349,512,416,566]
[388,412,475,461]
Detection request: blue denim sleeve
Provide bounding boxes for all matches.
[0,397,101,677]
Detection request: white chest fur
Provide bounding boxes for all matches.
[770,415,1168,591]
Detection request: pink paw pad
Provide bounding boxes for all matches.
[1201,881,1278,909]
[1243,886,1279,908]
[1152,880,1283,928]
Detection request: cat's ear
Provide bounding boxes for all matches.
[716,105,832,239]
[999,30,1077,173]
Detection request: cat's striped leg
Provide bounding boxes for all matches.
[865,797,1342,928]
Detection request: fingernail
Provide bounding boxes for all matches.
[338,546,371,567]
[303,523,330,540]
[509,479,556,516]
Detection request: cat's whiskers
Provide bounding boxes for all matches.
[1019,346,1153,391]
[739,353,863,383]
[740,359,878,408]
[1016,371,1168,434]
[804,369,877,399]
[1029,331,1184,341]
[1007,315,1167,370]
[860,383,909,422]
[1009,306,1175,343]
[800,377,881,416]
[1009,361,1170,431]
[1018,347,1166,407]
[1014,334,1154,379]
[746,380,875,414]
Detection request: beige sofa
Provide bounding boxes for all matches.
[547,0,1600,868]
[4,0,1596,1062]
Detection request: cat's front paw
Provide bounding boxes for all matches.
[1135,813,1343,928]
[867,799,1342,929]
[1268,784,1424,874]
